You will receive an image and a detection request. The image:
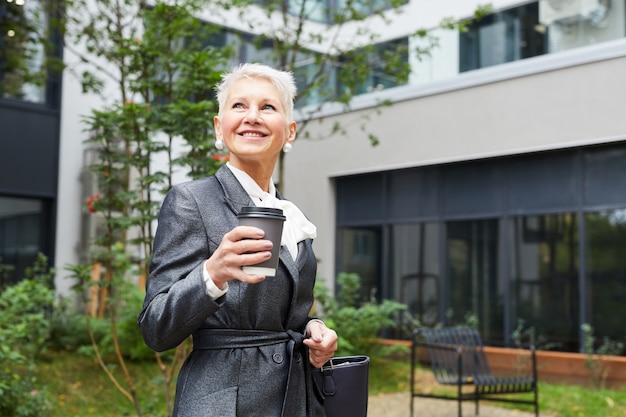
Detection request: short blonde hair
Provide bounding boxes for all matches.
[215,63,297,122]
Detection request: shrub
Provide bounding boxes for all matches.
[314,272,411,358]
[95,283,157,361]
[47,299,95,352]
[0,254,55,417]
[581,323,624,388]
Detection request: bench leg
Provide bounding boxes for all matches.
[457,382,463,417]
[473,386,479,416]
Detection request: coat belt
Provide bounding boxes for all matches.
[192,328,301,349]
[191,328,314,417]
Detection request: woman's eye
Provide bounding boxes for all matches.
[262,104,276,111]
[232,103,244,109]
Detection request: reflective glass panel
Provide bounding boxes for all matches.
[446,219,502,340]
[287,0,329,23]
[510,213,580,352]
[460,2,546,72]
[0,196,43,286]
[585,209,626,350]
[390,223,440,328]
[337,227,381,303]
[1,0,47,103]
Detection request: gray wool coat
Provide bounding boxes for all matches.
[138,166,325,417]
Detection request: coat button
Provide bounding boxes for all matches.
[294,352,302,363]
[272,353,283,364]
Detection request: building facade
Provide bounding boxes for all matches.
[2,0,625,352]
[0,0,62,286]
[282,0,626,351]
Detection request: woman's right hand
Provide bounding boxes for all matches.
[204,225,273,288]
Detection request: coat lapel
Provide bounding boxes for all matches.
[215,166,254,217]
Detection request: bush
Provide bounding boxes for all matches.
[94,283,156,361]
[47,299,95,352]
[314,272,412,358]
[0,254,55,417]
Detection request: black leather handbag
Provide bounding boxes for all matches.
[316,355,370,417]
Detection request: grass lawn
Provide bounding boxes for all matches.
[34,351,626,417]
[35,351,170,417]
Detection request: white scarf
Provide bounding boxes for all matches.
[226,163,317,260]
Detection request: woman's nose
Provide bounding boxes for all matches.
[244,107,260,124]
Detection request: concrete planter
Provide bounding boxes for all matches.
[381,338,626,388]
[484,346,626,388]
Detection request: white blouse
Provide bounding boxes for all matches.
[226,162,317,260]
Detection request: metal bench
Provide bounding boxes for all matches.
[411,327,539,417]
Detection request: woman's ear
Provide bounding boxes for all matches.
[288,120,297,142]
[214,115,222,139]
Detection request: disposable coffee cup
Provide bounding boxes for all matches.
[237,206,286,276]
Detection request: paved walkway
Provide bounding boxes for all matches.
[368,393,544,417]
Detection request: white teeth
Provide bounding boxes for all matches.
[240,132,264,137]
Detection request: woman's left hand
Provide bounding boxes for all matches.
[303,321,338,368]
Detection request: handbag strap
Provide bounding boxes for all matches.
[320,358,337,396]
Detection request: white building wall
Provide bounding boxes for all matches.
[55,46,116,295]
[283,44,626,286]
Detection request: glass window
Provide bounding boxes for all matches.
[446,219,502,340]
[337,37,409,97]
[390,223,440,328]
[334,0,407,21]
[460,2,546,72]
[293,54,338,108]
[510,213,580,352]
[585,209,626,348]
[1,0,48,103]
[0,196,45,286]
[287,0,329,23]
[293,37,409,107]
[337,227,381,303]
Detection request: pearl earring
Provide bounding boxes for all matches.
[215,139,224,150]
[283,143,293,153]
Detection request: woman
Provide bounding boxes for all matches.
[138,63,338,417]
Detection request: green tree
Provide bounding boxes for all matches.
[59,1,231,415]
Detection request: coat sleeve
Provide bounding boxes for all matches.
[138,183,223,352]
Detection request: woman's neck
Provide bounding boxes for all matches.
[227,160,273,192]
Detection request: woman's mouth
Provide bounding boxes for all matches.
[238,131,267,138]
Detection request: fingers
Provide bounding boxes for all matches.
[304,324,338,368]
[205,226,273,286]
[307,346,335,368]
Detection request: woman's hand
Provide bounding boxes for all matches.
[205,225,273,288]
[303,320,338,368]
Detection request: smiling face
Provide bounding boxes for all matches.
[214,76,296,174]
